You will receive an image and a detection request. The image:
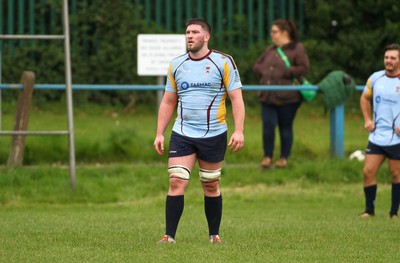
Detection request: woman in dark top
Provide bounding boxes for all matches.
[253,19,310,168]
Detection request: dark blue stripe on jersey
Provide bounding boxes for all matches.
[178,97,185,135]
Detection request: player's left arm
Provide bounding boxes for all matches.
[228,88,245,152]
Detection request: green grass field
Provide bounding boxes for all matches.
[0,101,398,262]
[0,164,398,262]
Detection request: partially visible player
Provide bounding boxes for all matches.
[153,18,245,243]
[359,43,400,218]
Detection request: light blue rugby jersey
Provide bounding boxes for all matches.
[165,49,242,138]
[364,70,400,146]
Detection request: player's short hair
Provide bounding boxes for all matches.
[384,43,400,57]
[186,18,211,34]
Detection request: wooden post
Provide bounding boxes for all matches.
[7,71,35,168]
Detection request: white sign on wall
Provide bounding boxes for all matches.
[137,34,186,76]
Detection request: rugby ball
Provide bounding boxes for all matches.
[349,150,365,161]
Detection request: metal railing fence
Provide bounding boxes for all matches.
[0,83,364,159]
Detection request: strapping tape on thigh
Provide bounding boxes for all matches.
[168,165,191,180]
[199,168,221,182]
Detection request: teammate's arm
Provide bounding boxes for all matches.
[360,91,374,132]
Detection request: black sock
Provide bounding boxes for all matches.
[204,194,222,236]
[165,195,184,239]
[390,183,400,216]
[364,185,377,215]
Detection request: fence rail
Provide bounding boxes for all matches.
[0,83,365,158]
[0,83,364,91]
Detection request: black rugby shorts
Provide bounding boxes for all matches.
[366,141,400,160]
[168,131,227,162]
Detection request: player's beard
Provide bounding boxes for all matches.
[187,41,205,54]
[385,63,399,74]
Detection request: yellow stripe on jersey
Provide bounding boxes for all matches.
[167,64,177,92]
[217,91,227,124]
[216,61,230,124]
[365,78,372,97]
[223,61,231,88]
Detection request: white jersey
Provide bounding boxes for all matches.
[165,49,242,138]
[364,70,400,146]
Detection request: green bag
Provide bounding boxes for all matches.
[276,47,316,102]
[300,78,317,102]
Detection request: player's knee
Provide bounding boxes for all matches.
[168,165,191,180]
[390,169,400,182]
[202,180,220,194]
[363,166,376,178]
[199,168,221,182]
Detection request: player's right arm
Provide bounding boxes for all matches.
[360,80,374,132]
[154,91,177,155]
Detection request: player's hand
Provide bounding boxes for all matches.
[396,125,400,136]
[228,131,244,152]
[364,119,375,132]
[153,135,165,155]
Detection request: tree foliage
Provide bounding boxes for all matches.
[2,0,158,105]
[303,0,400,84]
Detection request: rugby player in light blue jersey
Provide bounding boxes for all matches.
[154,18,245,244]
[359,43,400,218]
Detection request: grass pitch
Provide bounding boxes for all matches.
[0,163,398,263]
[0,101,396,262]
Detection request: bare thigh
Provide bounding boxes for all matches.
[363,154,385,186]
[167,154,197,195]
[168,154,197,170]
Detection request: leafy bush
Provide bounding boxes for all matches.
[303,0,400,83]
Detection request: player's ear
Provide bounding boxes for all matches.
[204,33,210,42]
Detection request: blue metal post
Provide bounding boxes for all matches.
[330,104,345,158]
